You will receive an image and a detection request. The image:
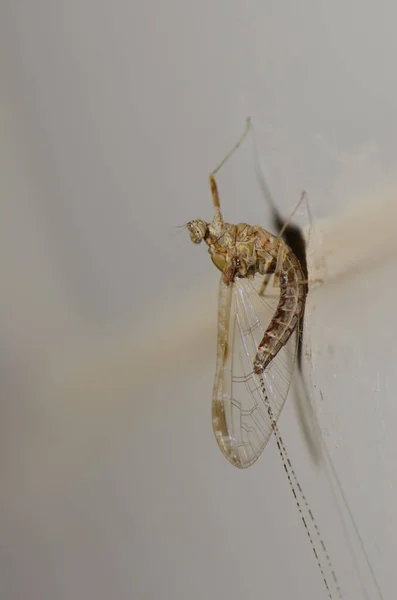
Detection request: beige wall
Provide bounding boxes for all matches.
[1,1,397,599]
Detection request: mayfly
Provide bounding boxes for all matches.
[187,119,306,468]
[187,119,342,599]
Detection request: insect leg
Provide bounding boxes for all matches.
[209,118,252,215]
[258,263,277,297]
[277,190,308,239]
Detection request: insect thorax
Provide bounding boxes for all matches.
[205,221,281,284]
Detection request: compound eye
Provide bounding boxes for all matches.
[187,220,207,244]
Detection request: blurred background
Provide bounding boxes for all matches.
[1,1,397,598]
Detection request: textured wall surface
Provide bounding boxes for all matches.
[1,2,397,599]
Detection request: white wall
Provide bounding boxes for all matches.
[1,1,397,599]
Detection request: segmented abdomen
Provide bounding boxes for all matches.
[253,243,306,375]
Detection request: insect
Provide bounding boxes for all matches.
[187,119,307,468]
[187,120,343,599]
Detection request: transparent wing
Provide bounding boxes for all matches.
[212,275,298,468]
